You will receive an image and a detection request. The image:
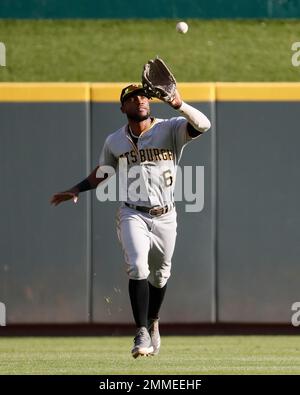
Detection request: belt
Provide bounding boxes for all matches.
[125,202,173,217]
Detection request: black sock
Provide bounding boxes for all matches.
[128,279,149,328]
[148,282,167,320]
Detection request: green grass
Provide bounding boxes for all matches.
[1,336,300,374]
[1,19,300,81]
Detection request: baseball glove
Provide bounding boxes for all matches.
[142,57,177,103]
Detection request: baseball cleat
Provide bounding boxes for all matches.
[131,326,154,359]
[148,318,161,355]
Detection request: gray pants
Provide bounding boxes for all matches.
[116,205,177,288]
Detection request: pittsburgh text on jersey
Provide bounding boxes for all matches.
[119,148,174,165]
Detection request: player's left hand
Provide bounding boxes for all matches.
[168,89,182,109]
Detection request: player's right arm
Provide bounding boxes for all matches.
[50,165,107,206]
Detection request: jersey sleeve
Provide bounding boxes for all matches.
[98,136,118,170]
[170,116,201,159]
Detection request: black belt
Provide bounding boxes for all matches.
[125,202,173,217]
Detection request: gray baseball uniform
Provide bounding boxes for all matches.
[98,116,202,287]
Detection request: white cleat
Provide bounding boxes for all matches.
[131,326,154,359]
[148,318,161,355]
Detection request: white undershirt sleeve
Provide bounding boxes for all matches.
[178,101,211,133]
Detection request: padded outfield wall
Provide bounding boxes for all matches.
[0,82,299,324]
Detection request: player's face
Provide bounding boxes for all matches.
[121,94,151,122]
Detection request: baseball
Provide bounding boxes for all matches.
[176,21,188,34]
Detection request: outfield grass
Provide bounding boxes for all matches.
[1,19,300,82]
[0,336,300,375]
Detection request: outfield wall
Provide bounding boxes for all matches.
[0,0,300,18]
[0,82,299,325]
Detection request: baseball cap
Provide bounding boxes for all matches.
[120,84,150,104]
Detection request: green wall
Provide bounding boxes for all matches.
[0,0,300,19]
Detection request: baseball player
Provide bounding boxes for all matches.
[51,83,211,358]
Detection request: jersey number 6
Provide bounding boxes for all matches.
[163,169,173,187]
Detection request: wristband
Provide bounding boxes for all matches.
[75,178,92,192]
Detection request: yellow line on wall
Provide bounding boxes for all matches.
[91,83,129,102]
[179,83,216,102]
[0,82,300,102]
[216,83,300,101]
[0,83,90,102]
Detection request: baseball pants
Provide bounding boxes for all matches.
[116,205,177,288]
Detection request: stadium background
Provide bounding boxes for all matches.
[1,0,300,329]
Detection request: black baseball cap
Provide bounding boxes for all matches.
[120,84,150,104]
